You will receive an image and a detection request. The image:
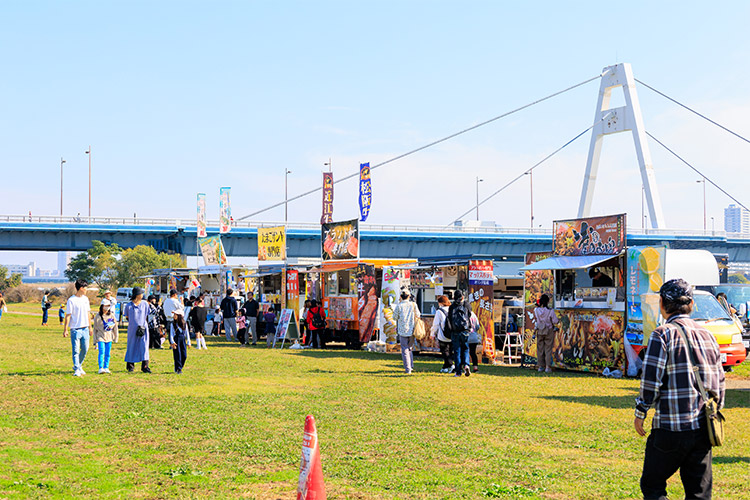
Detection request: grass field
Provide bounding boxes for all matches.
[1,304,748,499]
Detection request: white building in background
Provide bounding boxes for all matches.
[58,251,73,276]
[724,204,750,234]
[4,262,36,277]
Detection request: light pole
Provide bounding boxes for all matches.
[85,146,91,221]
[324,158,331,172]
[697,178,706,231]
[641,185,645,230]
[475,177,484,221]
[526,170,534,228]
[711,216,715,235]
[285,169,292,224]
[60,157,66,216]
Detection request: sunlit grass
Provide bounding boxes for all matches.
[0,305,748,499]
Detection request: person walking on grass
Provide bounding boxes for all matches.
[189,294,208,350]
[392,289,420,374]
[58,304,65,325]
[430,295,454,373]
[447,290,471,377]
[220,289,239,342]
[41,291,51,326]
[468,309,481,373]
[123,287,151,373]
[635,279,725,500]
[62,279,92,377]
[162,289,182,342]
[93,299,118,374]
[169,307,188,374]
[242,292,260,346]
[533,294,558,373]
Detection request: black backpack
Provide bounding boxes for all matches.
[449,303,470,333]
[311,308,326,329]
[439,307,452,339]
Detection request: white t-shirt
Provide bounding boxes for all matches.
[163,297,182,320]
[66,295,91,329]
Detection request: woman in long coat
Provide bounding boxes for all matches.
[124,287,151,373]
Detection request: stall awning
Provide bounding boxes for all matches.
[493,261,524,279]
[310,261,359,273]
[520,254,617,271]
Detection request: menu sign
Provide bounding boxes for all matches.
[258,226,286,261]
[553,214,626,256]
[468,260,495,360]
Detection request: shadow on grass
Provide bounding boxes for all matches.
[5,370,71,377]
[713,456,750,464]
[536,394,638,409]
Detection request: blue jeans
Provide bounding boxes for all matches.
[70,327,90,372]
[42,308,49,324]
[452,332,470,372]
[97,341,112,369]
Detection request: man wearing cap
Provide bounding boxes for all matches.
[588,267,614,287]
[634,279,725,500]
[123,287,152,373]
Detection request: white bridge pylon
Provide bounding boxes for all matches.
[578,63,666,229]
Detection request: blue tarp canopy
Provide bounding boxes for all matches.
[520,254,617,271]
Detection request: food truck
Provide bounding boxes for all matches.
[521,214,746,373]
[315,258,415,349]
[396,256,524,362]
[195,265,250,309]
[146,268,197,301]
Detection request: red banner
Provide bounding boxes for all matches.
[321,172,333,225]
[468,260,495,360]
[553,214,626,256]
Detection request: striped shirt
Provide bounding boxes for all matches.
[635,314,725,431]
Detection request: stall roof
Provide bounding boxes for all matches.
[520,254,617,271]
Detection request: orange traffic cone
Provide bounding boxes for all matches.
[296,415,327,500]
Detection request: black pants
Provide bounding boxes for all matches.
[126,360,150,372]
[438,340,453,369]
[310,329,325,348]
[469,342,479,367]
[172,333,187,373]
[641,427,712,500]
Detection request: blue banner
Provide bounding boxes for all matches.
[359,162,371,222]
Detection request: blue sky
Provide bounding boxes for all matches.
[2,1,750,267]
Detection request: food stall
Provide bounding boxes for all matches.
[147,268,197,301]
[195,265,250,309]
[521,214,628,373]
[395,256,524,363]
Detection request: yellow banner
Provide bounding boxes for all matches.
[258,226,286,261]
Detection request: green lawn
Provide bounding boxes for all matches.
[1,306,748,499]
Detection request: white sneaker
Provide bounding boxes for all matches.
[73,370,82,377]
[98,368,106,374]
[104,368,111,374]
[79,369,86,375]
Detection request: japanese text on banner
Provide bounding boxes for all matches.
[197,193,207,238]
[321,172,333,224]
[359,162,371,222]
[258,226,286,261]
[219,187,231,234]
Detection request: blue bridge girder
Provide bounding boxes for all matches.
[2,217,750,262]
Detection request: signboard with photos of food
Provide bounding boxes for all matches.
[468,260,495,360]
[523,252,554,364]
[553,214,626,256]
[321,219,359,261]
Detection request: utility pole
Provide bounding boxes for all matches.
[475,177,483,221]
[85,146,91,221]
[697,178,706,231]
[285,169,292,224]
[528,170,534,228]
[60,157,66,216]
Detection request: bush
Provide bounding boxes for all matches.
[4,285,44,304]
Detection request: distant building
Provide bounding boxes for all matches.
[58,251,73,276]
[724,204,750,234]
[4,262,36,277]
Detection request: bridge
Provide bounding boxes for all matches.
[3,215,750,262]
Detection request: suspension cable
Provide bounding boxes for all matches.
[635,78,750,146]
[238,74,603,220]
[646,131,750,212]
[447,118,606,226]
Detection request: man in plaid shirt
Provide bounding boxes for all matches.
[634,279,725,500]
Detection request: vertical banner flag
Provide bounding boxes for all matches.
[219,187,231,234]
[198,235,227,265]
[359,162,372,222]
[258,226,287,261]
[286,268,300,329]
[357,263,378,343]
[197,193,207,238]
[468,259,495,361]
[321,172,333,224]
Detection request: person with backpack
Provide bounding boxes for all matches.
[220,289,239,342]
[430,295,454,373]
[146,296,162,349]
[534,294,558,373]
[306,300,327,348]
[392,289,420,374]
[41,291,51,326]
[189,294,209,350]
[448,290,471,377]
